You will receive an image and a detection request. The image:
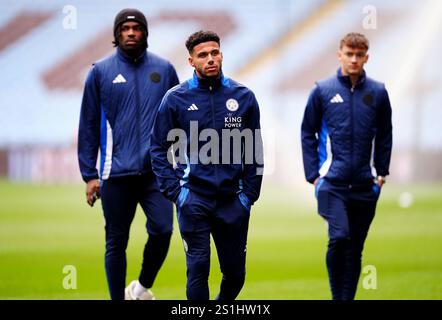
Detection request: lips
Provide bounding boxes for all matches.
[206,66,218,72]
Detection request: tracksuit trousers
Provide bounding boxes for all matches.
[315,178,380,300]
[100,173,173,300]
[176,188,251,300]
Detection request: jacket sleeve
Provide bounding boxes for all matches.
[168,63,180,89]
[242,93,264,204]
[150,93,181,202]
[374,86,393,177]
[301,85,323,184]
[77,66,101,183]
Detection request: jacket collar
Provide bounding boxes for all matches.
[337,68,366,88]
[188,71,230,90]
[117,47,147,64]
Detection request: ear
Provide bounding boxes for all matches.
[365,54,369,63]
[337,49,342,61]
[188,56,194,67]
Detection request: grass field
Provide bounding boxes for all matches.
[0,180,441,300]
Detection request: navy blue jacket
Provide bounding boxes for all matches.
[150,72,264,204]
[301,69,392,185]
[78,48,179,182]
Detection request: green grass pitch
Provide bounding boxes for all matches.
[0,180,441,299]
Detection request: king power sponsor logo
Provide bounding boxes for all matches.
[224,113,242,128]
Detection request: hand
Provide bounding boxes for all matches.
[313,177,320,186]
[86,179,101,207]
[376,176,385,188]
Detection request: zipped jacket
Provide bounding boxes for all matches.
[150,72,264,204]
[78,48,179,182]
[301,69,392,185]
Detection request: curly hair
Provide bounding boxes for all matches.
[185,30,220,53]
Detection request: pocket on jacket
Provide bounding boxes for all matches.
[238,192,251,211]
[315,177,325,199]
[372,183,381,199]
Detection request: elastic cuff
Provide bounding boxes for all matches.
[83,175,99,183]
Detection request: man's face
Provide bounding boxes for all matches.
[118,21,144,50]
[188,41,223,78]
[338,45,369,76]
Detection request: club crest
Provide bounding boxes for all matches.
[226,98,239,112]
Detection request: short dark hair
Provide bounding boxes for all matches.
[340,32,369,51]
[185,30,220,53]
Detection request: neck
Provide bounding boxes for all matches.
[194,71,223,89]
[195,71,221,81]
[349,74,359,87]
[123,47,144,59]
[119,41,147,61]
[341,67,362,87]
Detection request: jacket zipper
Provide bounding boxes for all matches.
[209,84,219,185]
[349,85,355,189]
[134,60,142,174]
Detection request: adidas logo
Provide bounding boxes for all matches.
[187,103,198,111]
[330,93,344,103]
[112,74,126,84]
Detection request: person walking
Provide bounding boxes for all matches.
[150,30,264,300]
[301,32,392,300]
[77,8,179,300]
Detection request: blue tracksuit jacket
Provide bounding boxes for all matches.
[301,69,392,185]
[150,72,264,204]
[78,48,179,182]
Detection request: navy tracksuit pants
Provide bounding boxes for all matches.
[176,188,251,300]
[100,173,173,300]
[315,178,380,300]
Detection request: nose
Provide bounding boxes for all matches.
[127,28,135,36]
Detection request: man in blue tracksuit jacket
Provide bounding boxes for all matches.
[301,33,392,300]
[150,31,264,300]
[77,9,179,300]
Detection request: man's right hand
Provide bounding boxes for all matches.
[313,177,320,186]
[86,179,101,207]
